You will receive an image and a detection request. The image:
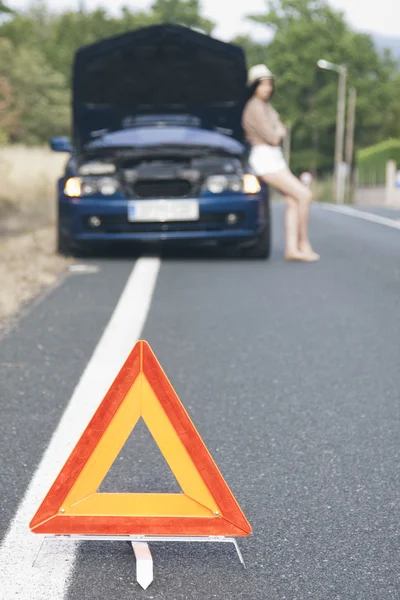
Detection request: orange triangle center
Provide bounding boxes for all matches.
[98,417,181,494]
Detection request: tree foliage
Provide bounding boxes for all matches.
[357,138,400,185]
[151,0,214,34]
[0,1,13,13]
[0,37,70,144]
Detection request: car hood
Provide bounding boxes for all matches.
[73,24,247,156]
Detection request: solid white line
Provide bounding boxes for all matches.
[0,257,161,599]
[319,203,400,230]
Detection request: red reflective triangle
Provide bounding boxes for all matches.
[30,341,252,537]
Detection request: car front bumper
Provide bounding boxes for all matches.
[59,192,268,247]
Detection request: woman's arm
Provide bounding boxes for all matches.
[247,102,281,146]
[244,101,286,146]
[271,106,287,140]
[276,122,287,139]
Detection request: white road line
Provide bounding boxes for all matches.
[0,257,161,599]
[320,203,400,230]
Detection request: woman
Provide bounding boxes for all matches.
[242,64,319,262]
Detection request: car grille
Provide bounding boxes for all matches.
[133,179,192,199]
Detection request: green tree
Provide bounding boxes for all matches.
[150,0,214,34]
[232,35,269,68]
[0,37,70,143]
[0,1,13,13]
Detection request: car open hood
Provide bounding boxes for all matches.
[73,24,247,156]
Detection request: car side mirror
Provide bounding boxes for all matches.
[50,136,72,153]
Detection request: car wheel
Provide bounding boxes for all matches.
[241,224,271,259]
[241,197,271,260]
[57,222,72,256]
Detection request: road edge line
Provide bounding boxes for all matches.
[318,203,400,230]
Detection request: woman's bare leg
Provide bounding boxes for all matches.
[285,196,301,257]
[260,169,319,261]
[297,190,312,254]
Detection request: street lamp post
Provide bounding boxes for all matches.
[345,87,357,172]
[317,59,347,204]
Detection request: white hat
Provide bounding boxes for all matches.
[247,64,274,86]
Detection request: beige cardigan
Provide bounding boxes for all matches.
[242,96,285,147]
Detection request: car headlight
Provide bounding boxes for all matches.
[204,175,243,194]
[204,174,261,195]
[63,176,120,197]
[230,178,243,192]
[64,177,82,197]
[98,177,119,196]
[206,175,229,194]
[243,174,261,194]
[81,177,98,196]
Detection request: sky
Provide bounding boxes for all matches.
[8,0,400,41]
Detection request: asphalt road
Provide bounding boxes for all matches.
[1,203,399,599]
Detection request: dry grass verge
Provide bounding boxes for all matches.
[0,145,71,329]
[0,145,67,231]
[0,227,72,330]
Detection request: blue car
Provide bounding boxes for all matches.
[52,24,271,259]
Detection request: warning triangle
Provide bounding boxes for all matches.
[30,341,252,537]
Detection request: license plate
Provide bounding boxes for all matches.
[128,200,199,222]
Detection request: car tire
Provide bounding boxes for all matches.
[241,226,271,259]
[241,203,271,259]
[57,222,72,256]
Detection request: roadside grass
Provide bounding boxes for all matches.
[0,145,71,329]
[0,145,67,232]
[0,228,71,329]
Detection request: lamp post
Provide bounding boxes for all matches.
[344,87,357,202]
[345,87,357,172]
[317,59,347,204]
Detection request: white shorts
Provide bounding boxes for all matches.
[249,144,287,176]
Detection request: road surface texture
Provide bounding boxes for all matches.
[1,204,399,599]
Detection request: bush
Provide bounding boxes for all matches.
[0,37,70,145]
[357,139,400,186]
